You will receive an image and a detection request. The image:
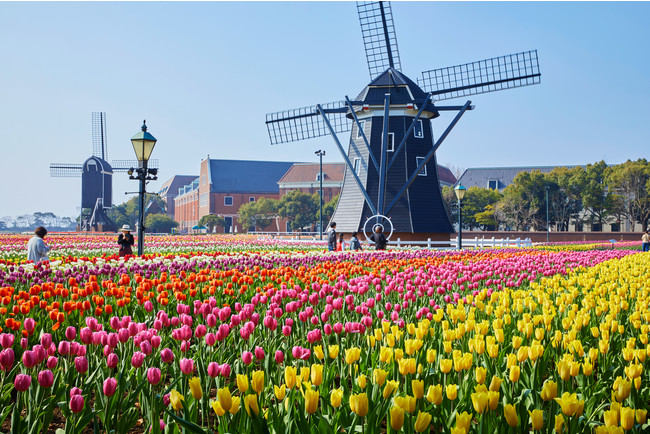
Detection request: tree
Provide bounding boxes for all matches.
[278,190,318,232]
[459,187,502,230]
[607,159,650,231]
[108,194,166,229]
[145,214,179,233]
[238,197,279,232]
[545,167,585,231]
[475,204,498,230]
[199,215,226,233]
[581,161,618,231]
[322,194,339,226]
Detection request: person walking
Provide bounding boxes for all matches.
[369,225,388,250]
[642,230,650,252]
[349,231,363,251]
[27,226,51,263]
[118,224,135,257]
[326,222,337,251]
[337,233,346,251]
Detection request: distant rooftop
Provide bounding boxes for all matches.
[208,159,295,193]
[456,165,581,190]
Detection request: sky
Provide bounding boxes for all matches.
[1,1,648,217]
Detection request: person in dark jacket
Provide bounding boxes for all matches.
[117,224,135,257]
[326,222,337,251]
[349,231,362,251]
[369,226,388,250]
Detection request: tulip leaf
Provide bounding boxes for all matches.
[163,408,210,434]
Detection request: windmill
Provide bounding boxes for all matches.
[266,1,540,241]
[50,112,159,232]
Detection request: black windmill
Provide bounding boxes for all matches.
[266,1,540,241]
[50,112,159,232]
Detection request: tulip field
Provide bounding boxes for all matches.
[0,234,648,433]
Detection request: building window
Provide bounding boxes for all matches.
[487,180,498,190]
[286,221,292,233]
[353,158,361,176]
[249,197,255,203]
[224,216,233,233]
[383,132,395,152]
[356,120,366,139]
[416,157,427,176]
[316,172,323,181]
[414,120,424,138]
[200,193,208,207]
[224,196,233,206]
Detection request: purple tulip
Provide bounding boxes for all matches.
[22,350,37,369]
[14,374,31,392]
[70,394,84,413]
[74,356,88,374]
[46,356,57,369]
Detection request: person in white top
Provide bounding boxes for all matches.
[27,226,51,263]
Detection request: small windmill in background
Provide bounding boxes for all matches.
[266,1,541,241]
[50,112,159,232]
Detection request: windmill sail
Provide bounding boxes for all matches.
[265,101,350,145]
[419,50,540,101]
[50,163,83,177]
[92,112,108,161]
[357,1,402,80]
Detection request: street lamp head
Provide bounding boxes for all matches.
[130,120,157,162]
[454,184,467,201]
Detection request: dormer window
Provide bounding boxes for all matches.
[487,180,498,190]
[316,172,324,181]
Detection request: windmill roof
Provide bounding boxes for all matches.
[456,165,581,190]
[208,159,295,193]
[278,163,345,185]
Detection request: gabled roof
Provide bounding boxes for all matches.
[456,165,580,190]
[208,159,295,193]
[158,175,199,197]
[437,165,457,186]
[278,163,345,185]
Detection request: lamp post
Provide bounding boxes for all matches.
[454,184,466,250]
[129,120,158,256]
[545,185,550,243]
[315,150,326,240]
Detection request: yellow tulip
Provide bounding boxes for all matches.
[509,365,520,382]
[237,374,249,393]
[217,387,232,411]
[389,406,405,430]
[251,370,264,394]
[229,396,240,415]
[541,380,557,401]
[451,428,466,434]
[529,409,544,430]
[373,368,388,386]
[517,346,528,363]
[446,384,458,401]
[305,389,319,415]
[188,377,202,400]
[487,390,499,411]
[274,384,286,401]
[398,358,416,375]
[487,343,499,358]
[383,380,399,399]
[489,376,502,392]
[475,366,486,384]
[440,359,452,374]
[345,347,361,365]
[329,345,339,359]
[311,364,323,386]
[313,345,324,360]
[620,407,635,431]
[582,360,593,376]
[506,353,517,369]
[412,379,424,399]
[404,395,416,413]
[471,392,488,414]
[300,367,310,383]
[554,413,564,434]
[350,393,368,417]
[414,411,432,433]
[426,349,437,363]
[244,394,259,415]
[456,411,472,432]
[557,359,571,381]
[379,346,393,363]
[285,366,297,389]
[504,403,518,427]
[330,388,343,408]
[211,400,226,416]
[357,374,367,389]
[603,409,619,427]
[637,409,648,424]
[614,377,631,402]
[170,389,184,411]
[426,384,443,405]
[554,392,580,417]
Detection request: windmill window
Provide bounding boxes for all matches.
[356,120,366,139]
[224,196,233,206]
[414,120,424,138]
[249,197,255,203]
[383,132,395,152]
[353,158,361,175]
[416,157,427,176]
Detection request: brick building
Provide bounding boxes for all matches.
[158,175,198,220]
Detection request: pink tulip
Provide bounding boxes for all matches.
[46,356,57,369]
[147,367,161,385]
[220,363,231,378]
[65,326,76,341]
[242,351,253,365]
[70,395,84,413]
[24,318,35,333]
[254,346,265,361]
[80,327,93,345]
[207,362,220,378]
[107,353,118,369]
[275,350,284,364]
[0,333,14,349]
[37,370,54,388]
[161,348,174,364]
[131,352,145,369]
[205,333,216,346]
[74,356,88,374]
[14,374,31,392]
[179,358,194,375]
[22,350,37,369]
[103,377,117,397]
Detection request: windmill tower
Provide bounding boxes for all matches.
[50,112,159,232]
[266,1,540,241]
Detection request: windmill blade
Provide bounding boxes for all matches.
[92,112,108,160]
[265,101,350,145]
[111,159,160,171]
[50,163,83,178]
[357,1,402,80]
[419,50,540,101]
